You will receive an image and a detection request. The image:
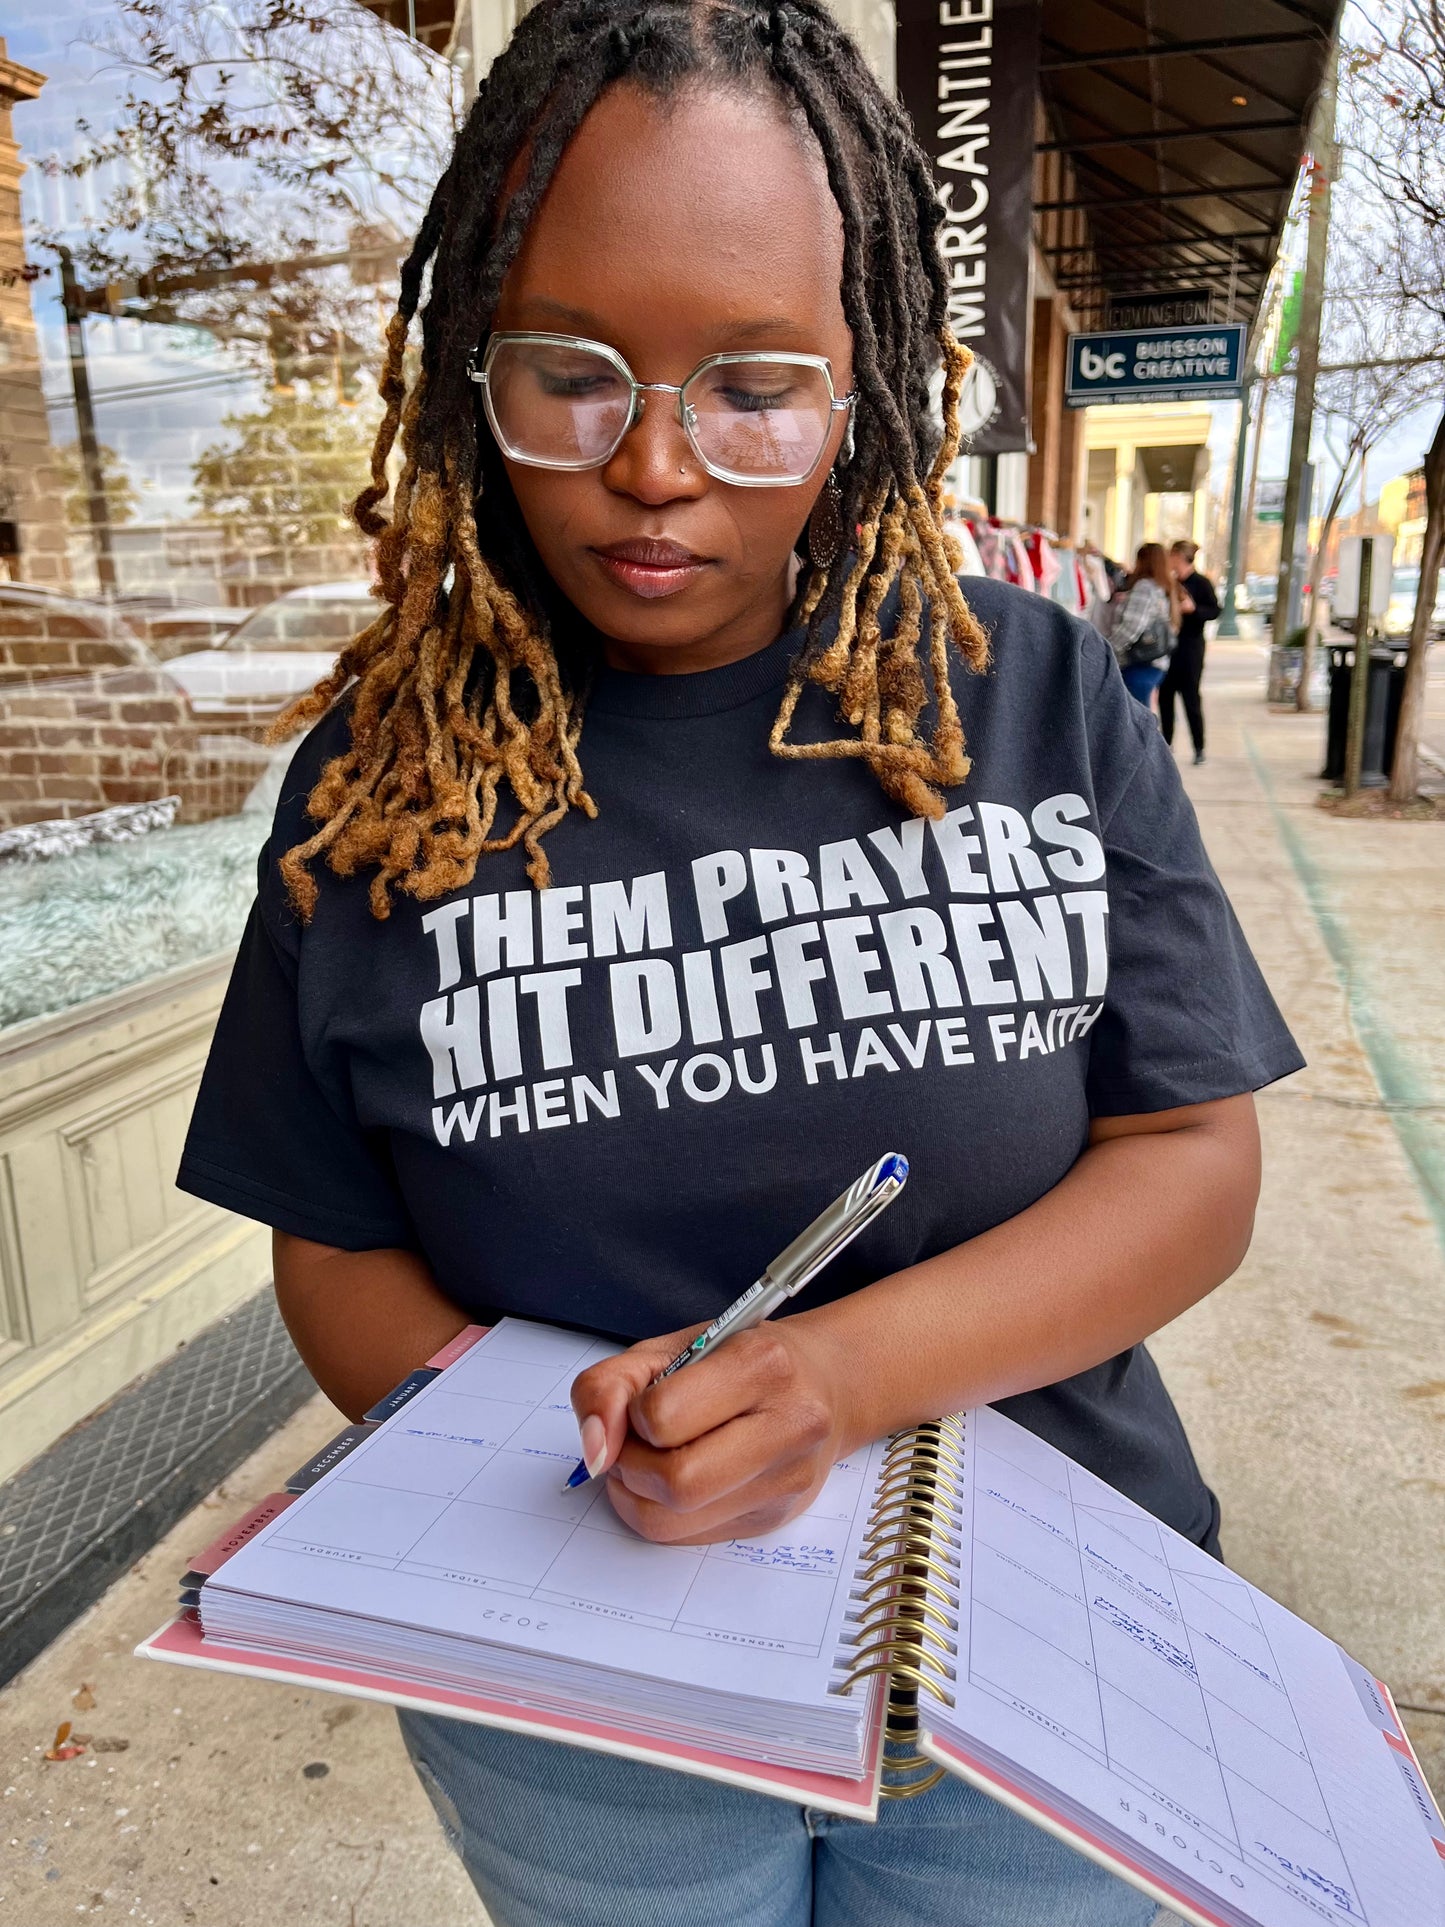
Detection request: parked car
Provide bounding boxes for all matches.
[1381,565,1445,641]
[1240,573,1278,621]
[114,593,245,660]
[163,580,376,721]
[0,583,153,685]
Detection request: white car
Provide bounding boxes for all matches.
[163,580,377,720]
[114,594,245,660]
[1381,566,1445,642]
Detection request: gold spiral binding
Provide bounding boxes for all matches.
[830,1415,968,1797]
[850,1569,958,1614]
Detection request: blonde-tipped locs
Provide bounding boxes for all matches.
[271,0,990,920]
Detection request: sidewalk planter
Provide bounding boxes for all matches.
[0,952,268,1485]
[1266,640,1331,709]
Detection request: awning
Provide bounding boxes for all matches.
[358,0,1340,335]
[1037,0,1343,328]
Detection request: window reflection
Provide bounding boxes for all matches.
[0,6,446,1023]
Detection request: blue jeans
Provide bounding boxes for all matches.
[399,1712,1161,1927]
[1120,662,1166,707]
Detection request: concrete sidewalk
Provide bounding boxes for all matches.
[1,636,1442,1923]
[1153,634,1445,1787]
[0,1395,487,1925]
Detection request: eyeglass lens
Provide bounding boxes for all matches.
[484,340,836,480]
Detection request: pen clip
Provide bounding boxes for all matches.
[765,1153,909,1299]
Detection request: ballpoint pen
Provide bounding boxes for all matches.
[563,1152,910,1491]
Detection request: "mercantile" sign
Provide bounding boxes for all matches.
[1064,323,1247,407]
[896,0,1042,453]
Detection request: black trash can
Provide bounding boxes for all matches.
[1322,644,1401,786]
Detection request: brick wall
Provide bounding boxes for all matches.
[0,588,280,827]
[0,667,271,827]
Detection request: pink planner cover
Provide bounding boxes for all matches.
[919,1674,1445,1927]
[137,1614,885,1818]
[139,1323,885,1820]
[918,1725,1234,1927]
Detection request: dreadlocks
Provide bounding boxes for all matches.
[273,0,990,920]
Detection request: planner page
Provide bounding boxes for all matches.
[921,1407,1445,1927]
[205,1319,885,1714]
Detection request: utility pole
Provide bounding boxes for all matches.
[1272,45,1337,686]
[1343,537,1374,796]
[58,247,116,595]
[1217,381,1251,637]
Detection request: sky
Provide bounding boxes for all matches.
[9,3,1442,538]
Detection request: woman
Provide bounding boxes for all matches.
[1110,541,1193,710]
[179,4,1301,1922]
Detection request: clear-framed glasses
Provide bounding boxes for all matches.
[468,332,855,487]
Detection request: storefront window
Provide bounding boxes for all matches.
[0,2,462,1027]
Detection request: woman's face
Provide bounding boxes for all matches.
[491,81,854,675]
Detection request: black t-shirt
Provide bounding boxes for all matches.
[179,579,1301,1549]
[1178,570,1220,648]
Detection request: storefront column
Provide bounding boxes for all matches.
[1112,448,1136,563]
[1056,398,1086,547]
[1027,296,1065,531]
[1191,485,1209,552]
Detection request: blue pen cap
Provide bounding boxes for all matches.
[769,1152,911,1296]
[875,1152,909,1190]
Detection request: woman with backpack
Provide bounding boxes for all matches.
[1109,541,1193,710]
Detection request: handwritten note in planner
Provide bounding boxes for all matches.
[216,1318,881,1707]
[923,1407,1445,1927]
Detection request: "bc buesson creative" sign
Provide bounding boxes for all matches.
[1064,324,1247,407]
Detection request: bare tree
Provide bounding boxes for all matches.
[1295,274,1440,711]
[1349,10,1445,801]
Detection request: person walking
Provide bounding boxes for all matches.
[1108,541,1191,711]
[1161,539,1219,763]
[174,4,1301,1921]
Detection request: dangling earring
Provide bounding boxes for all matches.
[808,470,844,570]
[808,410,854,570]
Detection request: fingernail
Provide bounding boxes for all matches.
[580,1414,608,1480]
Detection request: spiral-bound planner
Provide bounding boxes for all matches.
[139,1320,1445,1925]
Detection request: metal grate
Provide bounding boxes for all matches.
[0,1286,312,1685]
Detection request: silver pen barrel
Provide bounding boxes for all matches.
[648,1153,909,1388]
[763,1152,909,1298]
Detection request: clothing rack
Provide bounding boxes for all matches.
[941,496,1115,628]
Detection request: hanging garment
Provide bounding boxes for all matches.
[1024,530,1061,596]
[1049,547,1084,614]
[948,517,987,578]
[969,518,1007,581]
[1080,549,1114,628]
[1003,529,1037,592]
[995,522,1024,587]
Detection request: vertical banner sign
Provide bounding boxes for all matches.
[895,0,1041,455]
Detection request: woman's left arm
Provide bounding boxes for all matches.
[572,1093,1259,1544]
